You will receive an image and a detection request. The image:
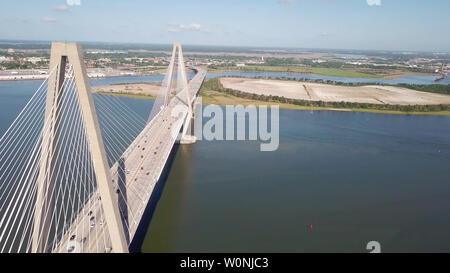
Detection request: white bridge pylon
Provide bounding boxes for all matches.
[32,42,128,253]
[0,42,206,253]
[149,43,196,144]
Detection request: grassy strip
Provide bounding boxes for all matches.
[395,83,450,95]
[95,80,450,115]
[200,89,450,116]
[97,91,156,100]
[200,78,450,115]
[213,65,383,78]
[103,82,161,86]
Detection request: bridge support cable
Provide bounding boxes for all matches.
[93,95,153,228]
[0,65,98,253]
[35,43,128,253]
[146,43,196,144]
[0,65,86,252]
[148,46,177,122]
[0,67,58,252]
[175,43,195,143]
[148,43,191,122]
[0,42,206,253]
[0,43,129,253]
[91,95,149,235]
[0,68,55,202]
[93,95,146,165]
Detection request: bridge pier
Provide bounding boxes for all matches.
[178,95,201,145]
[179,135,197,145]
[178,114,197,144]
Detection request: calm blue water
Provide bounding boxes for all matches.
[89,73,196,86]
[140,109,450,253]
[1,78,449,253]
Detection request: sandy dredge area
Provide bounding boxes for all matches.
[220,78,450,105]
[92,83,160,97]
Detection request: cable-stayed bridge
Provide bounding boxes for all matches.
[0,42,206,253]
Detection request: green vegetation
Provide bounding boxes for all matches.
[215,65,382,78]
[396,84,450,95]
[97,91,155,100]
[201,78,450,114]
[1,62,32,70]
[107,81,161,86]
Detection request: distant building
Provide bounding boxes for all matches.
[26,57,44,64]
[346,61,362,66]
[0,56,13,63]
[7,48,15,54]
[119,71,136,76]
[98,58,112,63]
[312,59,327,64]
[87,72,105,78]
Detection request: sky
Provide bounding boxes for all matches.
[0,0,449,52]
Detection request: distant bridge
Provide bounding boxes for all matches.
[0,42,206,253]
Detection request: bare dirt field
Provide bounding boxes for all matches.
[92,83,160,97]
[220,78,450,105]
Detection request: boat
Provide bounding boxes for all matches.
[434,75,446,82]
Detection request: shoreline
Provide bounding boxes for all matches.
[0,68,195,82]
[199,89,450,116]
[95,87,450,116]
[4,73,447,116]
[0,73,165,82]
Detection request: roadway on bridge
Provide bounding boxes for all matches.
[53,68,206,253]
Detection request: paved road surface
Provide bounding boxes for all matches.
[52,68,206,253]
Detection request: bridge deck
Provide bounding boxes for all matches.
[53,68,206,253]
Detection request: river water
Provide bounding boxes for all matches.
[0,75,449,253]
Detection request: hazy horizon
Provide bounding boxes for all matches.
[1,0,449,52]
[1,39,449,55]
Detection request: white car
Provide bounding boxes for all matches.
[67,245,75,253]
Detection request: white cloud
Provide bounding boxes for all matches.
[167,23,210,33]
[366,0,381,6]
[180,23,202,31]
[278,0,295,3]
[52,5,69,12]
[42,17,58,23]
